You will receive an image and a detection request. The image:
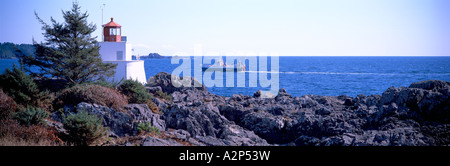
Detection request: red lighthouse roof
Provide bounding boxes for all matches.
[104,17,121,27]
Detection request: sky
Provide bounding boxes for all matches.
[0,0,449,56]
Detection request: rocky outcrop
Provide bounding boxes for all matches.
[53,73,450,146]
[147,72,207,94]
[161,79,449,146]
[162,96,269,146]
[52,102,166,137]
[378,80,450,123]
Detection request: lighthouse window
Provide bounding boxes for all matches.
[110,28,117,35]
[116,51,123,60]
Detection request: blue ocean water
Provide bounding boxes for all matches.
[1,57,449,97]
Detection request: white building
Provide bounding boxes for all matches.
[98,18,147,84]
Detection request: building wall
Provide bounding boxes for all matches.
[98,42,132,61]
[103,61,147,84]
[126,60,147,83]
[99,41,146,85]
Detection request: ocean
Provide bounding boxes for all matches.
[1,56,449,97]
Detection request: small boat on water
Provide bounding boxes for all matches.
[202,59,246,72]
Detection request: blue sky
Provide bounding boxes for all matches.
[0,0,449,56]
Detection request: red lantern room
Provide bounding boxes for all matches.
[103,17,122,42]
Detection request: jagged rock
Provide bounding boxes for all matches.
[125,104,166,131]
[240,111,288,143]
[146,86,162,93]
[409,80,450,91]
[162,102,268,145]
[63,72,450,146]
[215,79,448,145]
[45,120,67,135]
[142,136,183,146]
[147,72,207,94]
[315,107,332,115]
[379,80,450,123]
[53,102,165,136]
[254,90,262,98]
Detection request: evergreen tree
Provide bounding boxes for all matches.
[0,64,42,107]
[20,2,116,85]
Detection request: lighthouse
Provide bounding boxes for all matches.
[99,18,147,84]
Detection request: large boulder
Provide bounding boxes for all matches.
[147,72,207,94]
[379,80,450,123]
[409,80,450,91]
[162,103,269,146]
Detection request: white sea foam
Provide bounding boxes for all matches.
[245,71,450,75]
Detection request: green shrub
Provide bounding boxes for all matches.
[0,65,51,109]
[155,90,173,102]
[56,84,127,111]
[118,79,153,103]
[13,107,49,127]
[63,111,107,146]
[84,79,123,89]
[136,122,160,135]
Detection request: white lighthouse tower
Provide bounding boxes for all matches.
[99,18,147,84]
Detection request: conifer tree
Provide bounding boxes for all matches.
[20,2,116,85]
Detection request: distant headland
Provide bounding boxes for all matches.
[133,53,171,60]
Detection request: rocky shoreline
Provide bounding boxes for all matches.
[50,72,450,146]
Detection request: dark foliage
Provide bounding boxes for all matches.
[13,106,49,127]
[118,79,153,104]
[63,111,107,146]
[0,64,52,109]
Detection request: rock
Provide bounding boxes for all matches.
[163,103,216,137]
[142,136,183,146]
[75,102,135,136]
[344,98,354,106]
[409,80,450,91]
[165,129,191,141]
[171,91,187,103]
[45,120,67,135]
[125,104,166,131]
[218,104,248,124]
[294,135,321,146]
[275,88,292,102]
[147,72,207,94]
[195,136,227,146]
[146,86,162,93]
[54,102,166,137]
[379,81,450,123]
[231,94,244,102]
[268,106,285,116]
[295,95,319,108]
[315,107,332,115]
[152,97,169,110]
[54,72,450,146]
[387,102,398,115]
[240,111,287,143]
[253,90,262,98]
[162,102,268,146]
